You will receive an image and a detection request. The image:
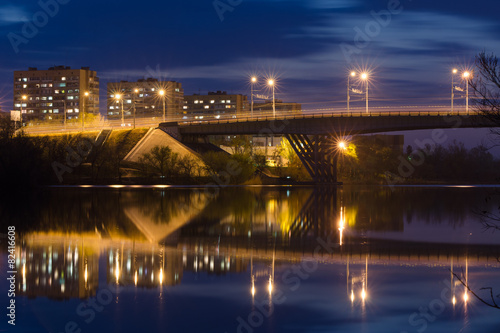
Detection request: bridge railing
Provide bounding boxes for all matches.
[176,108,475,127]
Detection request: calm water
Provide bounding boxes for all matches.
[1,185,500,333]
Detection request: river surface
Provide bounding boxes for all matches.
[1,185,499,333]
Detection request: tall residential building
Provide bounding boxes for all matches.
[13,66,99,121]
[183,91,248,120]
[106,78,183,120]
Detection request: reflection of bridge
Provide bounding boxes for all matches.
[161,111,494,183]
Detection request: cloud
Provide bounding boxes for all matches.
[0,6,27,25]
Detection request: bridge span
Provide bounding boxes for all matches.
[160,111,495,184]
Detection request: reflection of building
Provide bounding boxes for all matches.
[13,66,100,121]
[16,243,99,300]
[107,247,183,287]
[183,91,248,120]
[106,78,184,119]
[182,252,247,275]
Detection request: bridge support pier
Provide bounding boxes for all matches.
[285,134,339,184]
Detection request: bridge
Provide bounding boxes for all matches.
[160,110,495,183]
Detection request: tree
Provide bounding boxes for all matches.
[139,146,179,178]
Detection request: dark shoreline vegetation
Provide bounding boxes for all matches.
[1,114,499,191]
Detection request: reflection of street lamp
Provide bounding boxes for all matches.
[268,79,275,119]
[463,71,471,115]
[347,71,356,112]
[451,68,458,113]
[361,73,368,114]
[251,76,257,118]
[115,93,124,126]
[82,91,89,131]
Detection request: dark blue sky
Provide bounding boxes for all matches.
[1,0,499,113]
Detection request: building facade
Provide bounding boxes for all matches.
[106,78,183,120]
[13,66,99,122]
[183,91,248,120]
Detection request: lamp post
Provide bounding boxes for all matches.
[251,76,257,118]
[133,88,139,129]
[82,91,89,131]
[451,68,457,113]
[347,71,356,113]
[361,73,368,113]
[463,71,470,115]
[268,79,275,119]
[159,89,166,122]
[63,98,67,130]
[116,93,124,126]
[20,95,27,128]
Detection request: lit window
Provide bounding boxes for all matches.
[41,84,47,88]
[53,109,59,113]
[226,105,231,108]
[126,100,132,104]
[22,78,27,82]
[210,100,215,104]
[194,100,199,104]
[48,96,53,100]
[175,88,180,92]
[42,97,47,101]
[200,100,204,103]
[204,105,209,109]
[61,77,66,81]
[55,90,59,94]
[183,106,188,110]
[110,94,114,98]
[23,84,27,88]
[227,100,231,103]
[59,83,66,87]
[67,109,73,113]
[221,100,225,103]
[109,106,114,110]
[14,103,21,107]
[151,105,155,109]
[67,96,74,100]
[74,109,79,113]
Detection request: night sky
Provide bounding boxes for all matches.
[1,0,499,147]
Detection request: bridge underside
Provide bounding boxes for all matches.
[285,134,339,184]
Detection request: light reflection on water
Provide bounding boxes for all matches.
[2,185,500,332]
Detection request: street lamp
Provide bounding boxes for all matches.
[268,79,275,119]
[115,93,124,126]
[251,76,257,118]
[361,73,368,113]
[133,88,139,129]
[82,91,89,131]
[463,71,470,115]
[451,68,458,113]
[347,71,356,113]
[159,89,166,122]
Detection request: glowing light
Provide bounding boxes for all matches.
[463,71,470,79]
[452,296,456,305]
[134,271,138,286]
[350,290,355,303]
[338,141,347,150]
[268,276,273,294]
[84,264,88,284]
[350,71,356,77]
[115,93,121,99]
[134,88,139,93]
[115,255,120,283]
[159,268,163,285]
[361,73,368,80]
[159,89,165,96]
[22,95,27,100]
[361,288,366,300]
[268,79,274,86]
[251,76,257,83]
[251,284,256,297]
[84,91,89,97]
[452,68,458,74]
[463,292,468,302]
